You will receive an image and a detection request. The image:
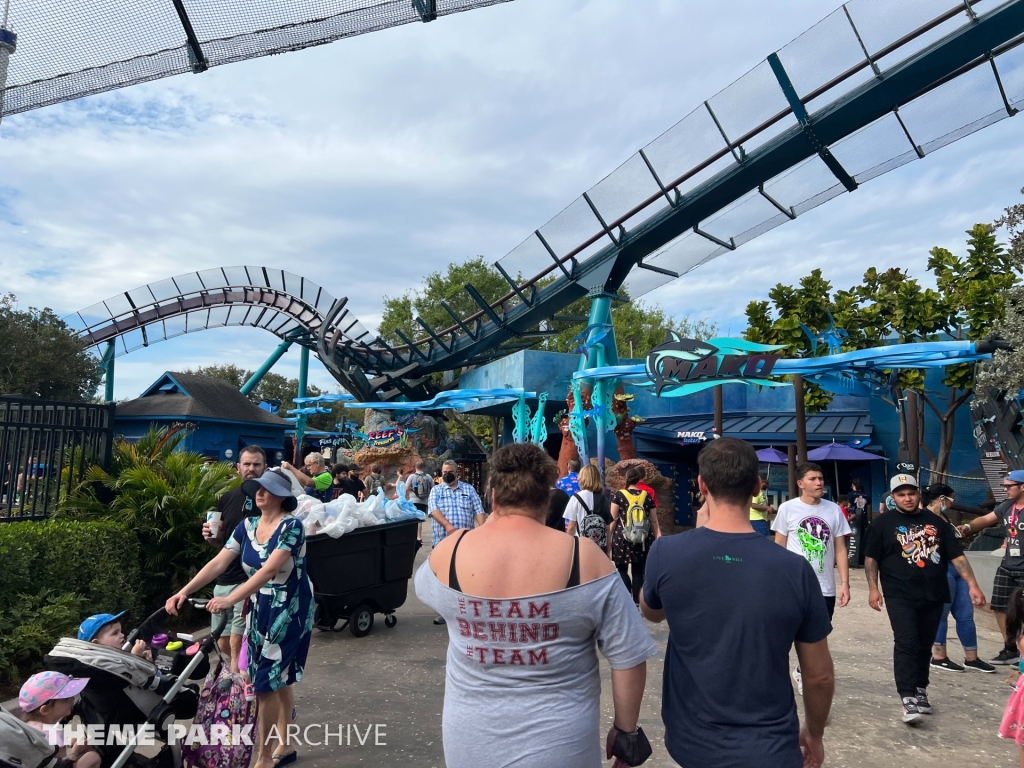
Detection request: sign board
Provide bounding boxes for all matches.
[645,334,784,397]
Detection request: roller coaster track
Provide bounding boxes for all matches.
[69,0,1024,400]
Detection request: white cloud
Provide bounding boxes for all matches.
[0,0,1021,399]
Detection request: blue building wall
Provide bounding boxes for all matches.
[114,416,287,464]
[460,349,983,483]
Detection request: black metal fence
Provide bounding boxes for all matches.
[0,396,115,521]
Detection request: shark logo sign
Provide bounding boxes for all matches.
[644,332,785,397]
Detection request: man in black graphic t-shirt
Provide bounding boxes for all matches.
[864,473,986,724]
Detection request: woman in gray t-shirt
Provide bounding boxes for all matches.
[415,444,658,768]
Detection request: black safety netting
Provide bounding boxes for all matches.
[0,0,511,118]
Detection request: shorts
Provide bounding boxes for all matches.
[212,583,246,636]
[824,595,836,619]
[991,566,1024,613]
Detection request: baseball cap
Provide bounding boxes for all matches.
[890,473,919,492]
[242,469,295,499]
[77,611,127,642]
[19,671,90,713]
[1008,470,1024,483]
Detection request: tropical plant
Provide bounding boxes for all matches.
[58,426,239,607]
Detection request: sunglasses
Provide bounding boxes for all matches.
[1003,482,1022,489]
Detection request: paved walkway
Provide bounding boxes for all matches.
[292,548,1020,767]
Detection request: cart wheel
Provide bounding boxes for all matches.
[350,606,374,637]
[384,614,397,629]
[313,603,337,631]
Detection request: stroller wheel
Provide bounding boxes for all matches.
[384,614,397,629]
[349,605,374,638]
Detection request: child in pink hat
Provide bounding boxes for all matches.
[19,671,100,768]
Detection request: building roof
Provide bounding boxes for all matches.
[116,372,289,426]
[635,411,873,446]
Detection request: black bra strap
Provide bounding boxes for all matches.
[450,530,579,592]
[566,536,581,588]
[448,530,469,593]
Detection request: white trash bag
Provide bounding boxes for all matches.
[320,495,359,538]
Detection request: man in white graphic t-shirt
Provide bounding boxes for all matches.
[773,461,851,694]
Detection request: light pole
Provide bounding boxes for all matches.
[0,0,16,128]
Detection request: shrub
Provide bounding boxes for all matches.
[0,520,141,686]
[59,426,238,607]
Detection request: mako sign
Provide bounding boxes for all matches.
[646,337,783,397]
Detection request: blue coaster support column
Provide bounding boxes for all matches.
[578,291,620,474]
[240,335,296,396]
[101,341,115,403]
[293,345,310,463]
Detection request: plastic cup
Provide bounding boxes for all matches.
[206,510,221,538]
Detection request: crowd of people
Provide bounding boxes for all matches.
[13,440,1024,768]
[417,443,1024,767]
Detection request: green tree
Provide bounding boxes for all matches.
[0,294,102,401]
[744,270,855,414]
[922,224,1021,473]
[977,188,1024,396]
[379,256,510,346]
[379,257,714,359]
[59,426,237,607]
[744,225,1020,475]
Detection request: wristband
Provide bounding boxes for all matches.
[611,725,653,766]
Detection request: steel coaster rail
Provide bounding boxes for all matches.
[342,0,1024,374]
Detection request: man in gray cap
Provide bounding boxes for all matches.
[864,473,985,724]
[957,468,1024,664]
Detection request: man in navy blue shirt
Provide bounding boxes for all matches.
[642,438,835,768]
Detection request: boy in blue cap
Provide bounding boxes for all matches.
[78,612,151,659]
[959,469,1024,664]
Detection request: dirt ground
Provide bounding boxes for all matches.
[288,548,1022,767]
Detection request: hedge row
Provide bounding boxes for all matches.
[0,520,142,685]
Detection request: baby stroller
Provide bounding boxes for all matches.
[43,600,227,768]
[0,704,61,768]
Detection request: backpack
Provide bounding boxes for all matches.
[620,489,651,546]
[574,492,609,549]
[410,471,433,503]
[182,657,258,768]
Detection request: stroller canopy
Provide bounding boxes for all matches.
[0,704,58,768]
[46,638,158,688]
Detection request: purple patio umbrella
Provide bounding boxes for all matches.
[756,447,789,463]
[756,447,789,488]
[807,442,885,497]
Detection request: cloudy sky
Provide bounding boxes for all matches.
[1,0,1022,400]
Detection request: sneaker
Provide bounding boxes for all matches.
[991,648,1020,665]
[915,688,933,714]
[901,697,923,724]
[433,616,447,625]
[792,666,803,696]
[964,657,997,673]
[930,657,965,673]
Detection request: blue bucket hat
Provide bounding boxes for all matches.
[241,469,295,499]
[78,611,127,641]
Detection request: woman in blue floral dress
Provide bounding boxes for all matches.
[167,469,314,768]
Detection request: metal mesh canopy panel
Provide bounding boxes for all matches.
[0,0,511,117]
[60,0,1024,390]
